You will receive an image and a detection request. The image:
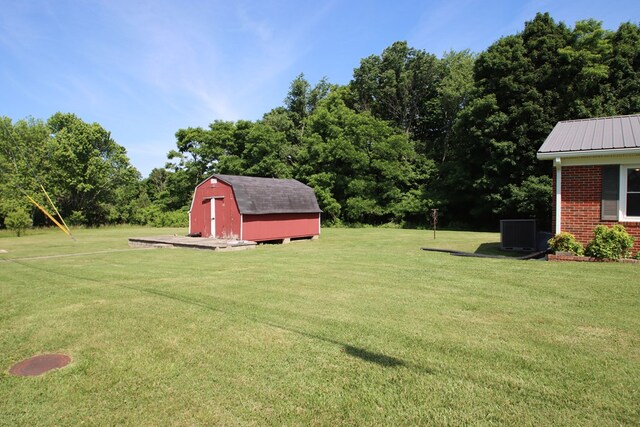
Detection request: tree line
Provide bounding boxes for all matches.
[2,13,639,232]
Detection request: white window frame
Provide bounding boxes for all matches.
[620,165,640,222]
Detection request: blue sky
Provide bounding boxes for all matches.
[1,0,638,176]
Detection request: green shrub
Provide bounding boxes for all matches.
[4,208,32,237]
[378,222,403,229]
[158,209,188,227]
[132,205,188,227]
[68,210,87,226]
[585,224,635,260]
[548,232,584,256]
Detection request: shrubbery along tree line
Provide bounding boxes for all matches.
[2,13,639,231]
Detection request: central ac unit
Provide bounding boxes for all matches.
[500,219,536,251]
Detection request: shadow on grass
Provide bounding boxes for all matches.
[8,258,416,372]
[475,242,526,258]
[342,345,404,367]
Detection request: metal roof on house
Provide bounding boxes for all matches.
[212,174,322,215]
[537,114,640,159]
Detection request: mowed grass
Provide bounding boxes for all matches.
[1,227,638,426]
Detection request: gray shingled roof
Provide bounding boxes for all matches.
[213,174,321,215]
[537,114,640,159]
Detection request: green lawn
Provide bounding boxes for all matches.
[1,227,638,426]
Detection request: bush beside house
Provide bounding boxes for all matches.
[549,224,637,262]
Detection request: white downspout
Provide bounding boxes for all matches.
[555,157,562,234]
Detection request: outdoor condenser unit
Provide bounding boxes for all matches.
[500,219,536,251]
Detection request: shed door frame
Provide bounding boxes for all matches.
[210,201,216,237]
[203,196,224,238]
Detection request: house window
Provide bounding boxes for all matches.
[626,167,640,218]
[601,165,640,221]
[601,165,619,220]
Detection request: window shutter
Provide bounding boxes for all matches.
[601,165,619,220]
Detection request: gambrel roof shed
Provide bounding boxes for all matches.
[189,174,321,242]
[213,174,321,214]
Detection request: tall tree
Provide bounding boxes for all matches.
[351,41,441,140]
[158,14,638,229]
[284,74,331,142]
[609,22,640,114]
[47,112,140,225]
[559,19,615,117]
[297,88,434,224]
[1,113,140,226]
[443,14,621,227]
[434,49,475,163]
[0,116,51,225]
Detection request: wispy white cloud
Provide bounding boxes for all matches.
[90,0,304,121]
[0,2,54,53]
[410,0,476,39]
[408,0,525,55]
[236,5,275,43]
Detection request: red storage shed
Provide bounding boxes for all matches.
[189,174,322,242]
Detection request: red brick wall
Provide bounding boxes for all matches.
[558,165,640,253]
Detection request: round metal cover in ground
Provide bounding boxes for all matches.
[9,354,71,376]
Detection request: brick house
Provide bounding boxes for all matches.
[537,114,640,252]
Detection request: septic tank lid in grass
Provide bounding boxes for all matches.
[9,354,71,376]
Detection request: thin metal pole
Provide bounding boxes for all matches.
[432,209,438,239]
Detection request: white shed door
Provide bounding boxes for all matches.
[210,200,216,238]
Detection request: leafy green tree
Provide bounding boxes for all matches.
[144,168,171,200]
[284,74,312,131]
[442,13,625,227]
[46,112,140,225]
[284,74,331,142]
[157,14,638,231]
[351,41,441,138]
[459,31,545,223]
[559,19,615,117]
[503,175,553,228]
[298,88,433,224]
[237,122,290,178]
[520,12,572,121]
[171,125,222,182]
[434,49,475,163]
[443,94,510,224]
[609,22,640,114]
[167,122,234,208]
[0,116,52,226]
[4,207,31,236]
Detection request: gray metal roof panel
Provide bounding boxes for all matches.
[588,119,600,150]
[603,119,614,149]
[538,114,640,155]
[622,118,636,148]
[212,174,322,215]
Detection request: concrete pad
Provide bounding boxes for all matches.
[128,236,257,252]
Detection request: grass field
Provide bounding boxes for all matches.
[1,227,639,425]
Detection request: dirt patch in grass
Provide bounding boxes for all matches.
[9,354,71,376]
